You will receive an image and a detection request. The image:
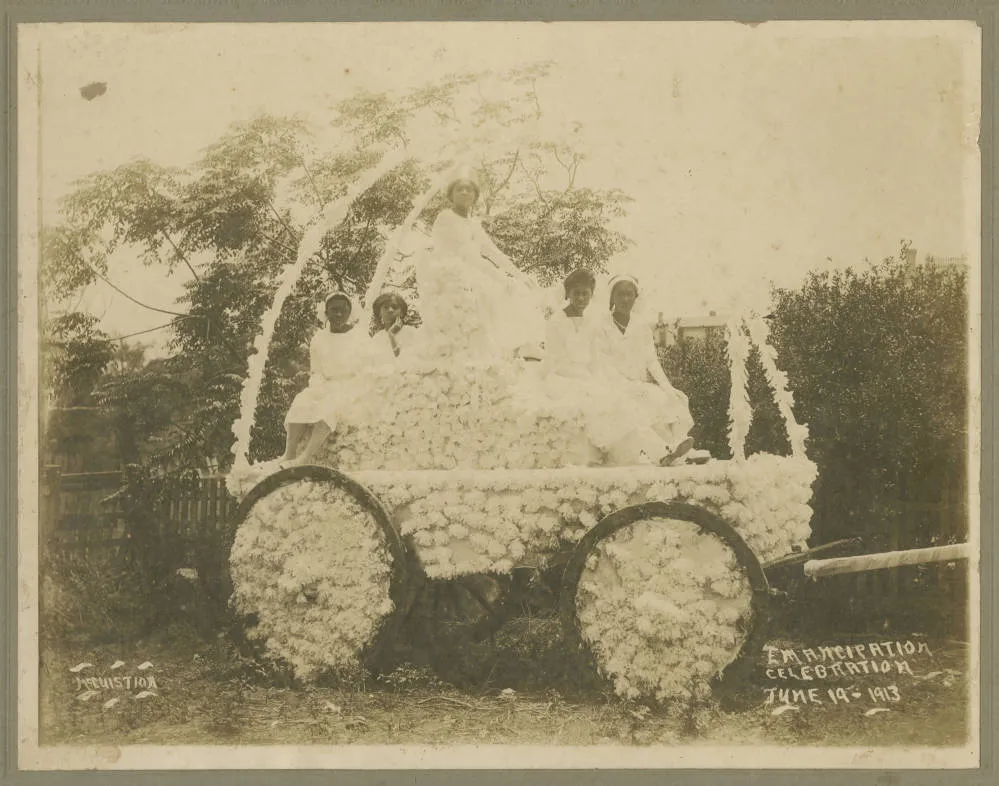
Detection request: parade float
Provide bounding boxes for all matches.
[216,147,969,708]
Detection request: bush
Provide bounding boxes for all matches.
[767,254,968,549]
[40,466,235,649]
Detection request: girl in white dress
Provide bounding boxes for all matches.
[280,291,368,465]
[540,269,672,466]
[416,167,543,361]
[370,290,419,362]
[601,274,696,463]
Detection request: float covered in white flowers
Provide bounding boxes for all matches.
[222,152,819,708]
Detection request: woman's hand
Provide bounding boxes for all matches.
[388,318,404,335]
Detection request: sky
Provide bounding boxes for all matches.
[22,21,980,356]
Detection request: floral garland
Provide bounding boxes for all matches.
[228,479,394,680]
[346,453,816,580]
[724,318,752,461]
[745,315,809,457]
[575,517,754,704]
[225,458,815,693]
[229,147,410,473]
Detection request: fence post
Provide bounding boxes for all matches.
[41,465,62,544]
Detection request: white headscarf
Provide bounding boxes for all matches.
[316,290,359,327]
[607,274,640,310]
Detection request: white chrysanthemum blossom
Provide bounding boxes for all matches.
[574,517,755,704]
[325,454,817,579]
[229,480,394,680]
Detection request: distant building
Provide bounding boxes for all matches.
[902,247,968,270]
[922,253,969,270]
[653,311,728,347]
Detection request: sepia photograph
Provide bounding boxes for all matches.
[15,19,982,770]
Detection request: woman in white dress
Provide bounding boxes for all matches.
[416,167,543,361]
[600,274,696,463]
[540,269,672,466]
[280,291,368,465]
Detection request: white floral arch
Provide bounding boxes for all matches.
[227,138,809,478]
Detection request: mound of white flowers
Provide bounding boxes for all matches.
[229,479,395,680]
[314,358,587,471]
[575,517,754,704]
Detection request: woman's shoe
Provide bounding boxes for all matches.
[661,437,695,466]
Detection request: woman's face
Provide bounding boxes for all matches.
[325,298,352,329]
[567,284,593,312]
[612,282,639,315]
[378,300,405,329]
[449,180,478,211]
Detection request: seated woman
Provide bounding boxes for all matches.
[370,290,419,361]
[280,291,367,465]
[540,269,672,467]
[600,274,698,464]
[417,166,543,361]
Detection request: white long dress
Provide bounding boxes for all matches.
[538,312,670,464]
[416,208,543,361]
[284,327,369,430]
[599,311,694,451]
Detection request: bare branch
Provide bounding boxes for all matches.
[266,200,299,240]
[517,158,548,208]
[485,150,520,215]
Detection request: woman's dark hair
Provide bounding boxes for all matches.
[563,268,596,296]
[446,177,480,203]
[372,291,409,324]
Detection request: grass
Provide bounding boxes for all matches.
[39,612,972,748]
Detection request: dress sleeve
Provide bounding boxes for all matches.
[431,209,472,257]
[474,221,524,278]
[643,328,676,388]
[540,317,566,378]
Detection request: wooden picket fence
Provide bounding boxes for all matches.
[797,487,970,638]
[40,464,970,636]
[41,466,237,558]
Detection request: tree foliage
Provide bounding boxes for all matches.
[768,249,968,548]
[659,243,967,555]
[43,65,633,472]
[660,333,790,462]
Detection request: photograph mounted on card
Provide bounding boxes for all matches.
[15,18,982,771]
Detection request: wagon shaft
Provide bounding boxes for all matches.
[803,543,971,579]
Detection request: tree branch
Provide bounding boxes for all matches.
[484,150,520,217]
[160,230,202,283]
[80,254,191,318]
[266,200,299,241]
[517,158,548,208]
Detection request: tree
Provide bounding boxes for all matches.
[43,65,634,472]
[659,333,791,462]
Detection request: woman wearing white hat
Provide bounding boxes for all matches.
[279,290,369,465]
[601,274,700,464]
[415,165,543,361]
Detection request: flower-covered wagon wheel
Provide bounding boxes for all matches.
[559,501,770,710]
[225,465,422,682]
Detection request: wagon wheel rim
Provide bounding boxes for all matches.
[224,464,424,663]
[558,501,771,695]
